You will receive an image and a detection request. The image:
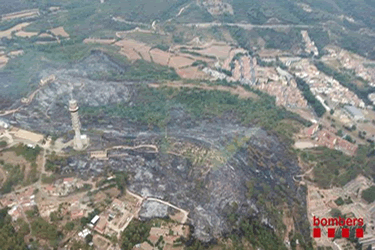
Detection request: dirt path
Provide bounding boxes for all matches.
[0,84,41,116]
[176,4,191,17]
[0,108,21,116]
[107,144,158,155]
[148,82,259,100]
[0,166,7,187]
[184,22,314,29]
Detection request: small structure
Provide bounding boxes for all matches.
[40,75,56,86]
[78,228,91,238]
[91,215,100,226]
[344,105,364,121]
[94,217,107,234]
[90,150,108,159]
[305,123,319,137]
[316,130,337,149]
[21,98,29,104]
[134,242,154,250]
[0,118,9,129]
[11,127,44,143]
[335,138,358,156]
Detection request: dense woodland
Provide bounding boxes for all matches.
[295,77,326,117]
[301,146,375,189]
[0,208,28,250]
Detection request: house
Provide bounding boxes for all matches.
[316,130,337,149]
[11,128,44,143]
[90,150,108,159]
[133,242,154,250]
[91,215,100,225]
[344,105,364,121]
[335,138,358,156]
[94,217,107,234]
[40,75,56,86]
[305,123,319,137]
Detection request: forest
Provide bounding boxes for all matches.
[295,77,326,117]
[300,145,375,188]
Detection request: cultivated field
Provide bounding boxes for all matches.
[169,56,195,68]
[50,26,69,38]
[0,22,31,39]
[15,30,38,38]
[114,37,239,79]
[176,67,208,79]
[150,48,170,65]
[0,55,9,69]
[1,9,39,21]
[199,44,232,59]
[83,38,116,45]
[115,39,151,60]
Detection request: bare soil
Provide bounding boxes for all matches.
[50,26,69,38]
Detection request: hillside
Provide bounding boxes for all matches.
[1,0,375,249]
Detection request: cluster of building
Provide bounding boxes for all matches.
[304,123,358,156]
[293,59,365,108]
[134,225,186,250]
[39,74,56,87]
[307,176,375,249]
[224,54,309,109]
[88,198,140,238]
[324,46,375,88]
[256,76,308,108]
[252,64,308,108]
[43,177,86,196]
[0,187,36,221]
[301,30,319,56]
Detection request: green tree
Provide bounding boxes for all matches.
[362,186,375,203]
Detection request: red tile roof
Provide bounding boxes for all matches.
[317,130,337,149]
[306,123,319,137]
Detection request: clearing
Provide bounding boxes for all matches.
[83,38,116,45]
[0,22,31,39]
[50,26,69,38]
[1,9,39,21]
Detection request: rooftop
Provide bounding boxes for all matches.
[344,105,364,118]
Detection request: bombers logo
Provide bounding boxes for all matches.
[312,216,364,238]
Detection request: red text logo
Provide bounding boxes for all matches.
[312,216,364,238]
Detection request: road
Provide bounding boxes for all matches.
[176,4,190,17]
[107,144,158,155]
[112,15,315,30]
[183,22,314,29]
[0,108,20,117]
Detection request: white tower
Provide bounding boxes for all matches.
[69,99,83,150]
